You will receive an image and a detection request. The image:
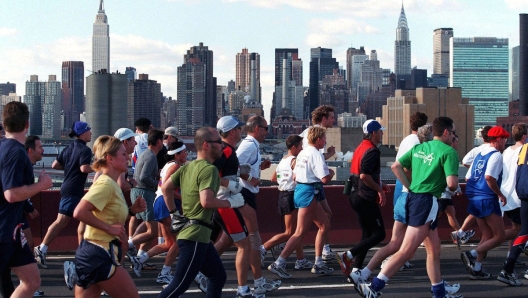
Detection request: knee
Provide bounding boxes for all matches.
[249,231,262,250]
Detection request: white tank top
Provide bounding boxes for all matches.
[276,156,296,191]
[156,161,177,197]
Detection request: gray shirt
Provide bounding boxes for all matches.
[133,148,158,191]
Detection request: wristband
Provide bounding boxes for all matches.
[128,208,136,216]
[169,208,178,214]
[247,175,253,182]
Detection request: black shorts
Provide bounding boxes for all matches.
[437,198,453,213]
[241,188,257,210]
[0,241,35,272]
[505,208,522,225]
[74,240,122,289]
[213,207,248,242]
[277,191,296,215]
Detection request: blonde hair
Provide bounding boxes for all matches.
[92,135,123,172]
[307,126,326,145]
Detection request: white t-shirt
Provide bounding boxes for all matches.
[236,135,261,193]
[276,155,296,191]
[132,133,149,170]
[396,134,420,192]
[500,145,522,211]
[294,145,329,184]
[156,161,176,197]
[462,143,489,166]
[300,125,325,155]
[465,146,502,180]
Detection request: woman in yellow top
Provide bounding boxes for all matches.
[72,136,146,297]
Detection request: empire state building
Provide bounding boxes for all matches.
[92,0,110,73]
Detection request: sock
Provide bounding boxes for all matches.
[260,245,266,254]
[237,285,249,294]
[431,280,446,298]
[346,251,353,259]
[507,251,510,258]
[473,261,482,271]
[138,254,149,263]
[470,249,478,258]
[323,244,331,254]
[39,244,48,254]
[275,256,286,267]
[254,276,264,286]
[138,249,147,256]
[315,256,323,266]
[129,236,133,240]
[161,265,171,274]
[158,237,164,244]
[370,277,386,292]
[361,267,371,280]
[128,240,134,249]
[457,230,465,237]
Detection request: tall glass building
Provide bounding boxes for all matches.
[450,37,509,134]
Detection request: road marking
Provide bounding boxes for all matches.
[139,283,356,294]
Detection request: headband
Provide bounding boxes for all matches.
[167,144,186,155]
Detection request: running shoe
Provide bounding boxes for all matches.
[311,263,334,275]
[34,246,48,269]
[129,255,143,277]
[270,242,285,260]
[268,262,292,279]
[444,281,460,294]
[524,269,528,280]
[497,270,522,286]
[260,248,267,268]
[295,258,314,270]
[460,251,476,274]
[142,263,156,270]
[439,293,464,298]
[322,250,336,263]
[459,230,475,244]
[348,270,364,294]
[469,269,492,280]
[156,271,173,284]
[194,271,208,293]
[33,290,44,297]
[358,281,382,298]
[403,261,412,269]
[236,288,264,298]
[254,277,281,294]
[63,261,77,290]
[336,251,354,275]
[450,231,461,250]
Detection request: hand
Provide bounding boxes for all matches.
[499,194,507,207]
[260,159,271,170]
[38,169,53,189]
[107,223,126,238]
[326,146,336,158]
[227,180,243,194]
[131,195,147,214]
[328,168,335,178]
[250,177,260,187]
[377,190,386,207]
[239,164,251,175]
[28,209,39,219]
[381,183,391,194]
[227,193,245,208]
[128,178,137,188]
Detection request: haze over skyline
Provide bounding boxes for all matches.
[0,0,526,122]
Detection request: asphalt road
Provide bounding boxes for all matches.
[14,243,528,298]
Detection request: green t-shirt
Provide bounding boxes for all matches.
[399,139,459,198]
[170,159,220,243]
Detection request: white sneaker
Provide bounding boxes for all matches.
[194,271,207,293]
[156,271,173,284]
[322,250,336,263]
[444,281,460,294]
[63,261,77,290]
[270,242,285,260]
[311,263,334,275]
[254,277,281,294]
[295,258,314,270]
[268,262,292,279]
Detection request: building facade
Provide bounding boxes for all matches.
[433,28,453,75]
[309,47,339,114]
[176,58,206,136]
[92,0,110,73]
[394,4,411,77]
[128,74,162,129]
[450,37,509,134]
[24,75,62,139]
[125,67,137,82]
[346,46,366,90]
[61,61,84,130]
[0,82,15,96]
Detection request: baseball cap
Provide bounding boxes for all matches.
[114,128,137,141]
[72,121,91,136]
[217,116,245,133]
[164,126,179,138]
[487,126,510,139]
[363,119,386,134]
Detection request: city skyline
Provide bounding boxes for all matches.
[0,0,525,123]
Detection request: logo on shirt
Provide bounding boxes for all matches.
[413,151,435,166]
[472,159,485,179]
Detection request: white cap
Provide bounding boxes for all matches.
[216,116,245,133]
[164,126,179,138]
[114,128,137,141]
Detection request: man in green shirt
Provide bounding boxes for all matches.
[158,127,245,298]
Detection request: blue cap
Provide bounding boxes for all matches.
[72,121,91,136]
[363,119,385,134]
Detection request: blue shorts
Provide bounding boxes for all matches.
[294,183,324,208]
[75,240,121,289]
[393,192,408,224]
[406,192,438,230]
[277,191,296,215]
[153,195,182,222]
[59,196,82,217]
[393,180,403,206]
[130,188,156,221]
[0,241,35,272]
[467,198,501,218]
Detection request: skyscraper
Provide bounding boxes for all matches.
[394,4,411,77]
[176,58,206,136]
[128,74,162,129]
[0,82,15,96]
[125,67,137,82]
[450,37,509,133]
[511,46,519,102]
[182,43,216,128]
[62,61,84,130]
[309,47,339,114]
[92,0,109,73]
[236,49,260,93]
[346,46,366,90]
[433,28,453,75]
[519,14,528,115]
[274,49,298,87]
[24,75,62,138]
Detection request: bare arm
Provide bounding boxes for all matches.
[73,200,125,238]
[320,168,335,184]
[199,188,232,209]
[51,160,63,170]
[80,164,94,174]
[485,175,506,206]
[117,172,132,192]
[270,171,277,183]
[4,171,52,203]
[391,161,411,189]
[360,173,386,206]
[446,175,458,192]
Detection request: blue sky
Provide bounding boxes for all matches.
[0,0,526,122]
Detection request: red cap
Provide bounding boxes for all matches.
[487,126,510,139]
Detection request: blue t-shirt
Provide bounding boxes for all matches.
[466,150,502,200]
[0,138,34,243]
[58,139,92,198]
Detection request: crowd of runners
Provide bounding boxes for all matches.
[2,101,528,298]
